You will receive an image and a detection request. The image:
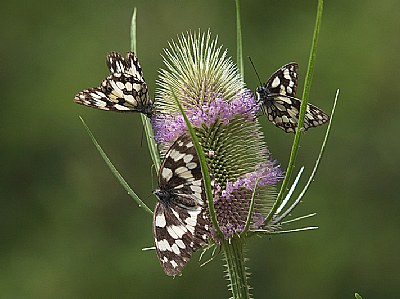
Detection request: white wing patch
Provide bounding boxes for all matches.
[74,51,153,117]
[152,134,211,277]
[256,62,329,133]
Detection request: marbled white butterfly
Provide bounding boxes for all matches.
[153,134,210,276]
[74,51,154,117]
[256,63,329,133]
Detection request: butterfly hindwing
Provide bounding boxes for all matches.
[153,203,209,276]
[262,96,329,133]
[256,62,329,133]
[74,51,153,117]
[304,102,330,130]
[153,134,209,276]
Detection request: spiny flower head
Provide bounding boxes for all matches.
[153,31,283,239]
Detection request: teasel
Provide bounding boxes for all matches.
[152,31,283,244]
[77,2,334,297]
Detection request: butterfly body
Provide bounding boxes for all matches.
[256,63,329,133]
[153,134,210,276]
[74,52,154,118]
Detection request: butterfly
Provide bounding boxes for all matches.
[153,134,210,276]
[74,51,154,118]
[255,63,329,133]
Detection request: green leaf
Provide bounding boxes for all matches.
[273,89,339,224]
[243,177,259,235]
[79,116,153,215]
[171,92,223,239]
[254,226,319,236]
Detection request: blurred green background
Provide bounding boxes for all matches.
[1,0,399,298]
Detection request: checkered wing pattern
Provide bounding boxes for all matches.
[256,63,329,133]
[153,134,210,276]
[74,52,153,117]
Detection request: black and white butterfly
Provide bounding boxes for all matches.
[153,134,210,276]
[74,51,154,118]
[256,63,329,133]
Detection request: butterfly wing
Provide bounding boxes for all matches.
[263,96,329,133]
[159,135,204,205]
[154,134,210,276]
[303,102,330,131]
[264,62,298,97]
[153,202,209,276]
[106,51,145,80]
[258,63,329,132]
[74,52,153,117]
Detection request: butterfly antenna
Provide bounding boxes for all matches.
[248,56,263,86]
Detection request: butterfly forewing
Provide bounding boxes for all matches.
[257,62,329,133]
[265,63,298,97]
[154,134,210,276]
[106,52,126,73]
[74,51,153,117]
[126,52,145,80]
[106,51,145,80]
[159,137,204,203]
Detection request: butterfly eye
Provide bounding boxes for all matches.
[255,86,266,96]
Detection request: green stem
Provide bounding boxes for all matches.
[223,238,250,299]
[265,0,323,225]
[221,2,250,298]
[140,114,161,173]
[131,7,161,173]
[235,0,244,77]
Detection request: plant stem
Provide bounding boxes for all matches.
[224,2,250,298]
[131,7,161,173]
[265,0,324,225]
[235,0,244,77]
[223,237,250,299]
[140,114,161,173]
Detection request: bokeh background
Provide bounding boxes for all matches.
[2,0,400,298]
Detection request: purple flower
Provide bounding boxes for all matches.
[213,161,283,238]
[152,91,259,146]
